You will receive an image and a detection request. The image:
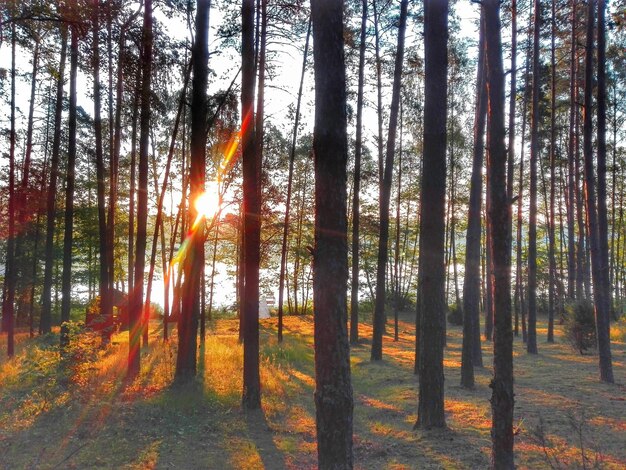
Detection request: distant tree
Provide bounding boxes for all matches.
[40,25,67,335]
[129,0,153,380]
[310,0,354,466]
[527,0,540,355]
[2,21,17,356]
[461,10,487,389]
[60,23,79,350]
[371,0,408,361]
[416,0,448,429]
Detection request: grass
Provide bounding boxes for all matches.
[0,314,625,469]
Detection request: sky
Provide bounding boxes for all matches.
[0,1,483,309]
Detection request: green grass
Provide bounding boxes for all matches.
[0,314,625,469]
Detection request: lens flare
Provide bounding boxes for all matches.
[195,182,220,219]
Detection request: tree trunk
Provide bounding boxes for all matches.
[241,0,261,408]
[582,0,614,383]
[371,0,408,361]
[175,0,208,383]
[144,63,191,348]
[60,25,79,350]
[311,0,354,465]
[2,23,17,356]
[484,0,515,466]
[567,0,578,300]
[129,0,153,381]
[547,0,557,343]
[596,0,611,342]
[527,0,540,355]
[416,0,448,429]
[461,11,487,389]
[40,26,67,335]
[350,0,367,345]
[278,18,311,343]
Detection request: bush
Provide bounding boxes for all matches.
[447,304,463,326]
[563,300,596,354]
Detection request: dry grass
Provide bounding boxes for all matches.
[0,314,624,469]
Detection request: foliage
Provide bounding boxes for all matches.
[563,300,597,354]
[447,303,463,326]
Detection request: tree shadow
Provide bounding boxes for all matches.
[244,408,288,470]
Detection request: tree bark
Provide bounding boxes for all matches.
[175,0,208,383]
[484,0,515,466]
[278,18,311,343]
[2,22,17,356]
[582,0,614,383]
[241,0,261,408]
[527,0,540,355]
[350,1,367,346]
[40,26,67,335]
[461,10,487,389]
[60,25,79,350]
[371,0,408,362]
[416,0,448,429]
[311,0,354,466]
[128,0,153,381]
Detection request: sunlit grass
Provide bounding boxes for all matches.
[0,313,624,469]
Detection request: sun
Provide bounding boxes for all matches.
[194,182,220,219]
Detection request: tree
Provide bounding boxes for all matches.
[582,0,614,384]
[310,0,354,466]
[241,0,261,409]
[129,0,153,381]
[350,0,366,346]
[278,18,311,343]
[175,0,209,382]
[40,25,67,335]
[416,0,448,429]
[527,0,540,355]
[461,9,487,389]
[2,21,17,356]
[483,0,515,466]
[60,22,79,350]
[371,0,408,362]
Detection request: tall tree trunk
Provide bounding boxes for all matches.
[484,0,515,466]
[13,37,40,318]
[311,0,354,465]
[416,0,448,429]
[547,0,557,343]
[278,18,311,343]
[596,0,611,340]
[583,0,614,383]
[527,0,540,355]
[60,25,79,350]
[129,0,153,380]
[461,11,487,389]
[2,23,17,356]
[350,0,367,345]
[371,0,408,362]
[40,26,68,335]
[567,0,578,300]
[144,63,191,348]
[175,0,208,382]
[128,61,141,304]
[241,0,261,408]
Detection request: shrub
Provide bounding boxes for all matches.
[563,300,596,354]
[447,304,463,326]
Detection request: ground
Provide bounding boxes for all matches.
[0,313,625,469]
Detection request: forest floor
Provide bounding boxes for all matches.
[0,313,625,469]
